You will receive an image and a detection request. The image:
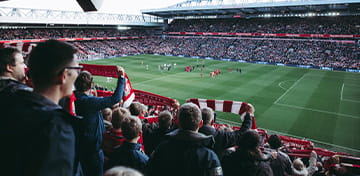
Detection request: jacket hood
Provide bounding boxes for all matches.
[166,129,215,148]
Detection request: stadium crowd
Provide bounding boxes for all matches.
[0,28,153,40]
[73,37,359,70]
[1,39,359,176]
[166,16,360,34]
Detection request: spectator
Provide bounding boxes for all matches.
[267,134,293,176]
[104,166,143,176]
[0,47,31,92]
[199,106,253,161]
[129,101,147,119]
[103,107,130,158]
[74,69,125,176]
[0,40,82,175]
[222,130,274,176]
[143,110,175,156]
[107,116,149,173]
[102,107,113,130]
[292,151,318,176]
[146,103,223,176]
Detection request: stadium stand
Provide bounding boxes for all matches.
[166,17,360,35]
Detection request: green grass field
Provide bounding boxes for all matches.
[83,54,360,155]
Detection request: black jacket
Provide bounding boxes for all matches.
[199,113,252,160]
[222,149,274,176]
[143,126,174,156]
[107,141,149,173]
[0,78,80,176]
[146,129,223,176]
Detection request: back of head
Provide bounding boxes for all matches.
[28,40,77,87]
[158,110,173,129]
[268,134,282,149]
[201,107,214,125]
[238,130,260,151]
[74,71,93,92]
[102,108,113,121]
[292,158,308,176]
[121,116,142,140]
[104,166,143,176]
[0,47,21,76]
[112,107,131,129]
[129,102,143,116]
[178,103,202,131]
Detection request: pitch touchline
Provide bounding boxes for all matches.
[216,118,360,153]
[274,74,306,104]
[274,102,360,119]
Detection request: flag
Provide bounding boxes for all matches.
[122,74,135,108]
[186,98,257,129]
[79,63,135,107]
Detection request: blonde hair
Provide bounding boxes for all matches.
[104,166,143,176]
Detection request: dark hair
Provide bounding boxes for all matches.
[0,47,21,75]
[201,107,214,125]
[112,107,130,129]
[158,111,173,129]
[238,130,261,150]
[178,103,201,131]
[121,117,142,140]
[268,134,282,149]
[28,40,77,86]
[74,71,93,92]
[129,102,143,116]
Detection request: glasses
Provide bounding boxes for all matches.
[64,66,83,74]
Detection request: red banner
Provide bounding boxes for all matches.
[80,63,119,78]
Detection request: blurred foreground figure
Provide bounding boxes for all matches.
[0,40,82,176]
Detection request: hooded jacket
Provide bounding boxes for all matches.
[146,129,223,176]
[199,112,252,160]
[0,78,80,176]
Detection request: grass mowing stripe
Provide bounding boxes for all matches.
[273,73,306,104]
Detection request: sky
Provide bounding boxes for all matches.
[0,0,185,15]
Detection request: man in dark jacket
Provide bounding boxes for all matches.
[74,70,125,176]
[199,107,253,160]
[222,130,274,176]
[0,40,82,176]
[143,110,175,155]
[0,47,31,93]
[268,134,293,176]
[146,103,223,176]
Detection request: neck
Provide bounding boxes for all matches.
[79,89,91,95]
[34,86,62,104]
[127,136,140,143]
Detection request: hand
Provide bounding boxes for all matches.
[117,66,125,77]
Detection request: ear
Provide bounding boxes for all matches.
[6,64,14,73]
[210,119,214,125]
[55,69,67,84]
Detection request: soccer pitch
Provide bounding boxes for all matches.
[83,54,360,155]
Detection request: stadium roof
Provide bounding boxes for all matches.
[142,0,360,18]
